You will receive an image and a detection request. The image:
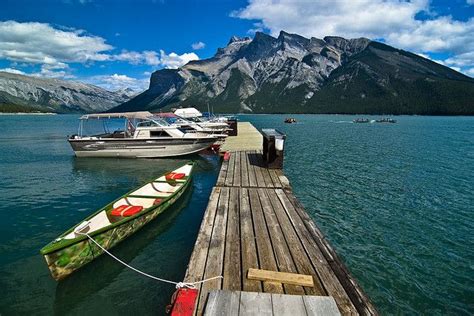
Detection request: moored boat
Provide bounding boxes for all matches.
[69,112,220,158]
[40,162,194,280]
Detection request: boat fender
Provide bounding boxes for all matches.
[166,288,199,316]
[223,151,231,161]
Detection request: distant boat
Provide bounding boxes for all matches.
[376,118,397,123]
[284,118,297,123]
[353,118,370,123]
[40,162,194,280]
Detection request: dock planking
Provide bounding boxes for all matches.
[184,122,376,315]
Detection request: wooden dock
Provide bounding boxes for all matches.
[184,123,377,315]
[219,122,263,152]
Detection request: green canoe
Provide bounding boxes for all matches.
[40,162,194,281]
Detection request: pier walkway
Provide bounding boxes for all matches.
[184,123,376,315]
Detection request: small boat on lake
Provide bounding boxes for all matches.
[40,162,194,280]
[284,118,296,123]
[353,118,370,123]
[376,117,397,123]
[69,112,220,158]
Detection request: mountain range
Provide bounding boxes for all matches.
[0,72,133,113]
[114,31,474,115]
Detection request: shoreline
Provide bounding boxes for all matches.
[0,112,57,115]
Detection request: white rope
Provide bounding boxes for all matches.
[77,231,223,289]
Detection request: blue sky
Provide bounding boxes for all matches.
[0,0,473,91]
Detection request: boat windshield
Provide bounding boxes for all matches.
[137,117,170,127]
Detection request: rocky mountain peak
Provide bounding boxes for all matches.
[0,71,133,113]
[228,35,251,45]
[112,30,474,115]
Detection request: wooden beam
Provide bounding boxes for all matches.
[247,268,314,287]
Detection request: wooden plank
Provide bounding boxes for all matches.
[276,172,291,190]
[303,296,341,316]
[223,187,241,291]
[240,151,249,187]
[184,187,221,314]
[204,290,240,316]
[233,150,242,187]
[198,187,230,315]
[248,189,284,294]
[224,151,235,187]
[271,293,307,316]
[246,151,258,188]
[265,189,324,296]
[275,189,359,314]
[248,268,314,287]
[216,157,228,187]
[256,153,274,188]
[250,152,266,188]
[219,122,263,153]
[239,188,262,292]
[268,169,282,188]
[239,292,273,316]
[257,188,305,295]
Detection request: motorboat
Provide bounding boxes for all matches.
[155,112,229,136]
[41,162,194,280]
[375,118,397,123]
[173,107,231,130]
[68,112,220,158]
[353,118,370,123]
[284,118,296,123]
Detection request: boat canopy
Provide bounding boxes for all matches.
[154,112,178,118]
[80,111,154,120]
[174,107,202,118]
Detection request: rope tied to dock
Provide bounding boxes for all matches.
[76,230,223,289]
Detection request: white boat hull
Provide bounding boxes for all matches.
[69,138,217,158]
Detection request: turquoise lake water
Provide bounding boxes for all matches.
[0,114,472,315]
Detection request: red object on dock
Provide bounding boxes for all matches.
[223,152,231,161]
[169,288,198,316]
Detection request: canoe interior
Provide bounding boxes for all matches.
[40,162,194,280]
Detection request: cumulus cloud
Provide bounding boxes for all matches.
[0,21,199,79]
[233,0,474,74]
[0,67,26,75]
[159,50,199,69]
[0,20,112,69]
[191,41,206,50]
[86,73,149,91]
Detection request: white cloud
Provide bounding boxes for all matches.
[159,50,199,69]
[463,68,474,77]
[143,51,160,66]
[0,67,26,75]
[191,41,206,50]
[86,73,149,91]
[0,20,200,79]
[467,0,474,5]
[113,50,145,64]
[0,20,112,69]
[233,0,474,74]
